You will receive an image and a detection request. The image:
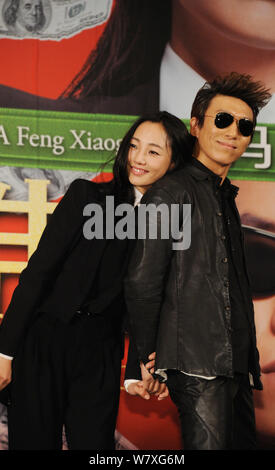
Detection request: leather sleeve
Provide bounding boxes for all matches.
[124,187,176,366]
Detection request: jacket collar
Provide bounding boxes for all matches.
[186,158,239,199]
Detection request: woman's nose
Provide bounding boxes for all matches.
[133,150,146,165]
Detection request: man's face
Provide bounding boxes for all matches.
[190,94,253,174]
[17,0,42,30]
[235,180,275,441]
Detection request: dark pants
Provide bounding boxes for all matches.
[8,311,122,450]
[166,370,256,450]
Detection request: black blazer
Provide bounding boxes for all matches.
[0,178,127,357]
[124,338,142,382]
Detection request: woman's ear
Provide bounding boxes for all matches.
[190,117,199,137]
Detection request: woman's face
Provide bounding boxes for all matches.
[178,0,275,49]
[127,121,174,194]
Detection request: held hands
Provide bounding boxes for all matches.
[127,352,169,401]
[126,381,151,400]
[0,356,12,391]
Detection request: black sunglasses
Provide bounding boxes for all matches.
[205,112,254,137]
[242,225,275,298]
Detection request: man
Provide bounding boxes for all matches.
[4,0,46,34]
[236,180,275,448]
[124,73,271,450]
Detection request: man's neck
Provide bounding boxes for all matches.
[192,154,229,184]
[171,1,275,92]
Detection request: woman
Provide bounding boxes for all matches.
[61,0,275,122]
[0,111,192,450]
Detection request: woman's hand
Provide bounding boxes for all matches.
[127,381,150,400]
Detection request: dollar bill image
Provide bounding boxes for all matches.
[0,0,113,40]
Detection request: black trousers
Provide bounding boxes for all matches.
[8,311,122,450]
[166,370,256,450]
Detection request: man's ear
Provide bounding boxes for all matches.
[190,117,199,137]
[169,160,175,171]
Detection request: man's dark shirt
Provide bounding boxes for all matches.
[191,158,251,374]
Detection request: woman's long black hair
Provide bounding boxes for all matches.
[61,0,172,99]
[111,111,192,205]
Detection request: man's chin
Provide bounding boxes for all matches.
[254,386,275,439]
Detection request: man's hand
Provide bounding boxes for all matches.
[145,351,156,374]
[0,356,12,391]
[140,361,169,401]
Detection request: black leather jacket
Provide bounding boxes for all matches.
[125,162,262,390]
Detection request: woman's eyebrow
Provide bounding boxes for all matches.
[131,137,163,149]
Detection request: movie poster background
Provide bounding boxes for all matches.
[0,0,274,450]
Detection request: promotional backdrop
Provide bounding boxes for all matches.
[0,0,274,450]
